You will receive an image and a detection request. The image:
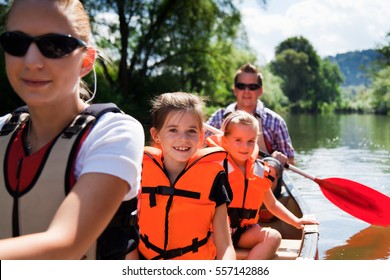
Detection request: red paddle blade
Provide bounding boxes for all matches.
[315,177,390,227]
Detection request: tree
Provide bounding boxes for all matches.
[270,36,343,112]
[81,0,245,111]
[271,48,315,103]
[377,32,390,66]
[317,59,343,104]
[271,37,320,106]
[370,66,390,114]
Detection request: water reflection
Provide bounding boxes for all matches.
[282,113,390,259]
[324,226,390,260]
[285,113,390,151]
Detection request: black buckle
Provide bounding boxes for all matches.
[191,238,199,253]
[155,185,174,195]
[165,249,184,259]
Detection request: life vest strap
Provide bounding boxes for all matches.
[0,111,28,136]
[228,207,257,228]
[267,174,275,182]
[140,231,211,260]
[142,186,201,207]
[62,114,92,139]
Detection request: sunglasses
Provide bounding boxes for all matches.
[235,82,261,91]
[0,31,87,59]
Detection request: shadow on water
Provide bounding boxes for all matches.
[324,226,390,260]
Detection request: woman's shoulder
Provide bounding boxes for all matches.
[92,111,144,134]
[82,111,145,151]
[0,113,11,131]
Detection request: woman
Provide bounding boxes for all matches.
[0,0,144,259]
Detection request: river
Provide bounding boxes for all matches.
[282,113,390,260]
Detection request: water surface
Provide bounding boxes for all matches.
[283,113,390,260]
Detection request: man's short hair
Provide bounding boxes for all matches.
[234,63,263,87]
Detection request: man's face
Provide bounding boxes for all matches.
[233,72,262,112]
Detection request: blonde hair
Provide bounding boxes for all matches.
[221,110,259,136]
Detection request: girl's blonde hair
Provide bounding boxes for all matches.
[221,110,259,136]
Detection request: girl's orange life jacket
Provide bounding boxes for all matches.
[138,146,228,260]
[206,135,273,228]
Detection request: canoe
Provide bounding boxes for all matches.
[235,172,320,260]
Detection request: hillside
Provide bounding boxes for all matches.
[326,49,383,87]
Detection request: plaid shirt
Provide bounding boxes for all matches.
[205,101,295,158]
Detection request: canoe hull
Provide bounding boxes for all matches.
[236,173,319,260]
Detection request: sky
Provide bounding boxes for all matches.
[236,0,390,64]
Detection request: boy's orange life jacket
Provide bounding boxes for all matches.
[138,146,228,260]
[206,135,273,228]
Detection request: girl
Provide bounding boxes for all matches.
[0,0,144,259]
[206,111,318,259]
[138,92,235,260]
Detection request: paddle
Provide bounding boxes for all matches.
[204,123,390,227]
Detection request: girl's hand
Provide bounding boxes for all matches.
[294,216,319,229]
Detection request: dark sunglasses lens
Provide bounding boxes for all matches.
[235,83,246,90]
[248,84,260,90]
[235,83,260,91]
[0,32,31,56]
[39,35,81,58]
[0,32,85,58]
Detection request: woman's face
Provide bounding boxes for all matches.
[4,0,87,108]
[222,123,258,167]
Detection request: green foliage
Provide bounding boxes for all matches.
[337,85,373,113]
[376,32,390,66]
[270,36,343,113]
[81,0,248,115]
[317,59,343,104]
[260,66,287,111]
[271,48,314,102]
[370,66,390,114]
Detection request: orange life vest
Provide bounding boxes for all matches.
[138,146,228,260]
[206,135,273,228]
